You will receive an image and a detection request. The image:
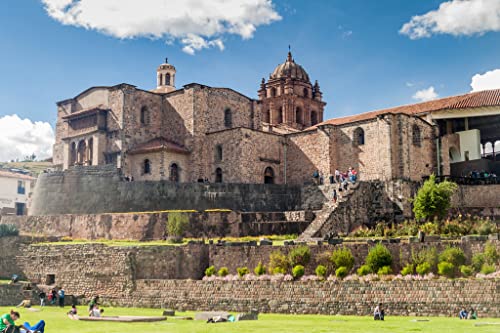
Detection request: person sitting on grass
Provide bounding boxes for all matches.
[16,300,31,309]
[0,310,33,333]
[67,305,78,319]
[374,303,384,321]
[19,320,45,333]
[459,308,468,320]
[89,305,104,318]
[467,308,477,320]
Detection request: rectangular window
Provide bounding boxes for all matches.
[215,145,223,162]
[15,203,25,216]
[17,180,25,195]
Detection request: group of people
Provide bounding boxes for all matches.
[459,170,498,185]
[38,288,64,307]
[0,310,45,333]
[459,307,477,320]
[313,167,358,186]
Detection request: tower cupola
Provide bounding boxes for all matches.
[153,57,176,93]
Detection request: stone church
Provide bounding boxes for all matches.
[53,52,500,185]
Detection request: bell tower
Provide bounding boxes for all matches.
[152,57,176,93]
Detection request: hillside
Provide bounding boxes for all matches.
[0,161,53,176]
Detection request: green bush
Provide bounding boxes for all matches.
[205,265,216,277]
[460,265,474,277]
[292,265,305,279]
[254,261,266,276]
[484,242,499,265]
[269,251,289,274]
[377,266,392,275]
[411,247,438,273]
[288,246,311,267]
[366,244,392,273]
[439,247,465,274]
[416,262,431,276]
[166,212,189,242]
[237,267,250,277]
[330,247,355,272]
[437,262,455,278]
[412,174,457,221]
[218,267,229,277]
[335,266,348,279]
[0,224,19,237]
[315,265,327,279]
[476,220,496,235]
[357,264,372,276]
[480,264,496,275]
[472,253,485,272]
[401,264,414,276]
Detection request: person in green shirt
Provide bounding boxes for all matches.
[0,310,32,333]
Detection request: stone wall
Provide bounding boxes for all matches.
[0,237,29,279]
[0,283,38,306]
[120,279,499,317]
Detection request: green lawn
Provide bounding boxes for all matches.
[1,306,498,333]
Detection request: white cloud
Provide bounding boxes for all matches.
[41,0,281,54]
[412,86,439,102]
[400,0,500,39]
[0,115,54,162]
[470,69,500,91]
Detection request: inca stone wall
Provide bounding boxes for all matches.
[0,284,38,306]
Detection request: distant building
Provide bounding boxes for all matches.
[0,170,35,215]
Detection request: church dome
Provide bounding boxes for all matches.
[270,52,310,82]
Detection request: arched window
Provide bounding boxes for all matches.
[87,138,94,166]
[140,106,149,125]
[143,159,151,174]
[296,107,302,124]
[70,142,77,165]
[165,73,171,86]
[277,107,283,123]
[159,74,163,86]
[354,127,365,145]
[77,140,86,164]
[224,108,232,128]
[169,163,179,182]
[263,109,270,123]
[215,168,223,183]
[412,124,421,147]
[264,167,275,184]
[311,111,318,125]
[303,88,308,98]
[215,145,223,162]
[270,87,277,97]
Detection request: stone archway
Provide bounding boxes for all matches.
[264,167,275,184]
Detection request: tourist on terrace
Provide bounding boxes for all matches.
[334,168,340,183]
[0,310,33,333]
[373,303,384,320]
[459,308,468,320]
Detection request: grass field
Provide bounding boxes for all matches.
[1,306,498,333]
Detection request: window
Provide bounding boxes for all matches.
[264,167,275,184]
[45,274,55,285]
[412,125,421,147]
[77,140,86,164]
[303,88,308,98]
[165,73,171,85]
[15,203,25,216]
[87,138,93,166]
[296,107,302,124]
[169,163,179,182]
[140,106,149,125]
[270,87,277,97]
[263,109,270,123]
[159,74,163,86]
[17,181,25,195]
[215,168,223,183]
[215,145,223,162]
[143,159,151,175]
[70,142,77,165]
[311,111,318,125]
[277,107,283,123]
[354,127,365,145]
[224,108,232,128]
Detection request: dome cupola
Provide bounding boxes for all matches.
[270,52,310,82]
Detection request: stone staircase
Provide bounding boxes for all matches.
[298,182,360,241]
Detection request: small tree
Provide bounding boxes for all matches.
[366,243,392,273]
[413,174,457,221]
[166,212,189,243]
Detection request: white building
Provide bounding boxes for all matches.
[0,170,35,216]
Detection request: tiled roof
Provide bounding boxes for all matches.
[315,88,500,127]
[128,138,190,155]
[0,170,35,181]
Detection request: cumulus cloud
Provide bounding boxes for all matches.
[0,115,54,162]
[41,0,281,54]
[412,86,439,102]
[470,69,500,91]
[400,0,500,39]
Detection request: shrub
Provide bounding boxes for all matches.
[366,244,392,273]
[254,261,266,276]
[416,262,431,276]
[401,264,414,276]
[477,220,496,235]
[483,242,499,265]
[292,265,305,279]
[412,174,457,221]
[377,266,392,275]
[218,267,229,277]
[437,262,455,278]
[269,251,289,274]
[335,266,348,279]
[357,264,372,276]
[480,264,496,275]
[205,266,216,277]
[412,247,438,273]
[237,267,250,277]
[166,212,189,242]
[439,247,466,268]
[288,246,311,267]
[472,253,485,272]
[315,265,327,279]
[460,265,474,277]
[330,247,355,272]
[0,224,19,237]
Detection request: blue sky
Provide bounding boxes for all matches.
[0,0,499,161]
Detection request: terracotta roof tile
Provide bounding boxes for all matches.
[128,138,190,155]
[0,170,35,181]
[315,88,500,127]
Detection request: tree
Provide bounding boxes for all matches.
[412,174,457,221]
[166,212,189,243]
